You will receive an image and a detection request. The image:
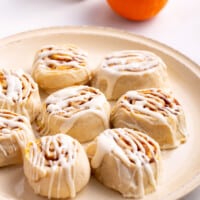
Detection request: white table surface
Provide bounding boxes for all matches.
[0,0,200,199]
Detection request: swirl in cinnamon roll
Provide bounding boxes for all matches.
[37,85,110,142]
[92,50,168,100]
[32,45,92,93]
[24,133,90,199]
[0,68,41,122]
[0,109,35,167]
[87,128,161,198]
[111,88,187,149]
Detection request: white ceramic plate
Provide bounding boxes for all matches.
[0,26,199,200]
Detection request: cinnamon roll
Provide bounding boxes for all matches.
[24,133,90,199]
[92,50,168,100]
[87,128,161,198]
[111,88,187,149]
[37,85,110,142]
[32,45,92,93]
[0,68,41,122]
[0,109,35,167]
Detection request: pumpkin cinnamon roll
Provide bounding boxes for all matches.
[87,128,161,198]
[0,109,35,167]
[32,45,92,93]
[24,134,90,199]
[111,88,187,149]
[0,68,41,122]
[91,50,168,100]
[37,85,110,142]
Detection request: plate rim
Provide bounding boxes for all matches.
[0,25,199,200]
[0,25,199,76]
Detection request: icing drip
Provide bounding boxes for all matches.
[0,144,8,156]
[90,128,160,198]
[48,166,56,198]
[39,85,109,135]
[6,74,22,101]
[27,134,77,198]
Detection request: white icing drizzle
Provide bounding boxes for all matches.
[33,45,91,79]
[6,73,22,101]
[0,144,8,156]
[0,69,37,102]
[121,90,168,124]
[102,50,164,72]
[56,167,62,198]
[27,134,77,198]
[39,85,110,135]
[90,128,160,198]
[118,89,187,138]
[0,68,40,121]
[93,50,167,99]
[48,166,56,198]
[0,110,34,161]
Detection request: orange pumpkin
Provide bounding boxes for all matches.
[107,0,168,21]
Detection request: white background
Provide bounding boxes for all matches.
[0,0,200,199]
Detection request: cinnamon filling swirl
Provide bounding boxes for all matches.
[88,128,160,198]
[27,134,77,168]
[35,45,88,71]
[112,129,158,164]
[24,134,90,199]
[0,110,31,136]
[123,89,180,117]
[91,128,159,169]
[37,85,110,142]
[111,88,187,149]
[45,86,101,118]
[0,69,41,122]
